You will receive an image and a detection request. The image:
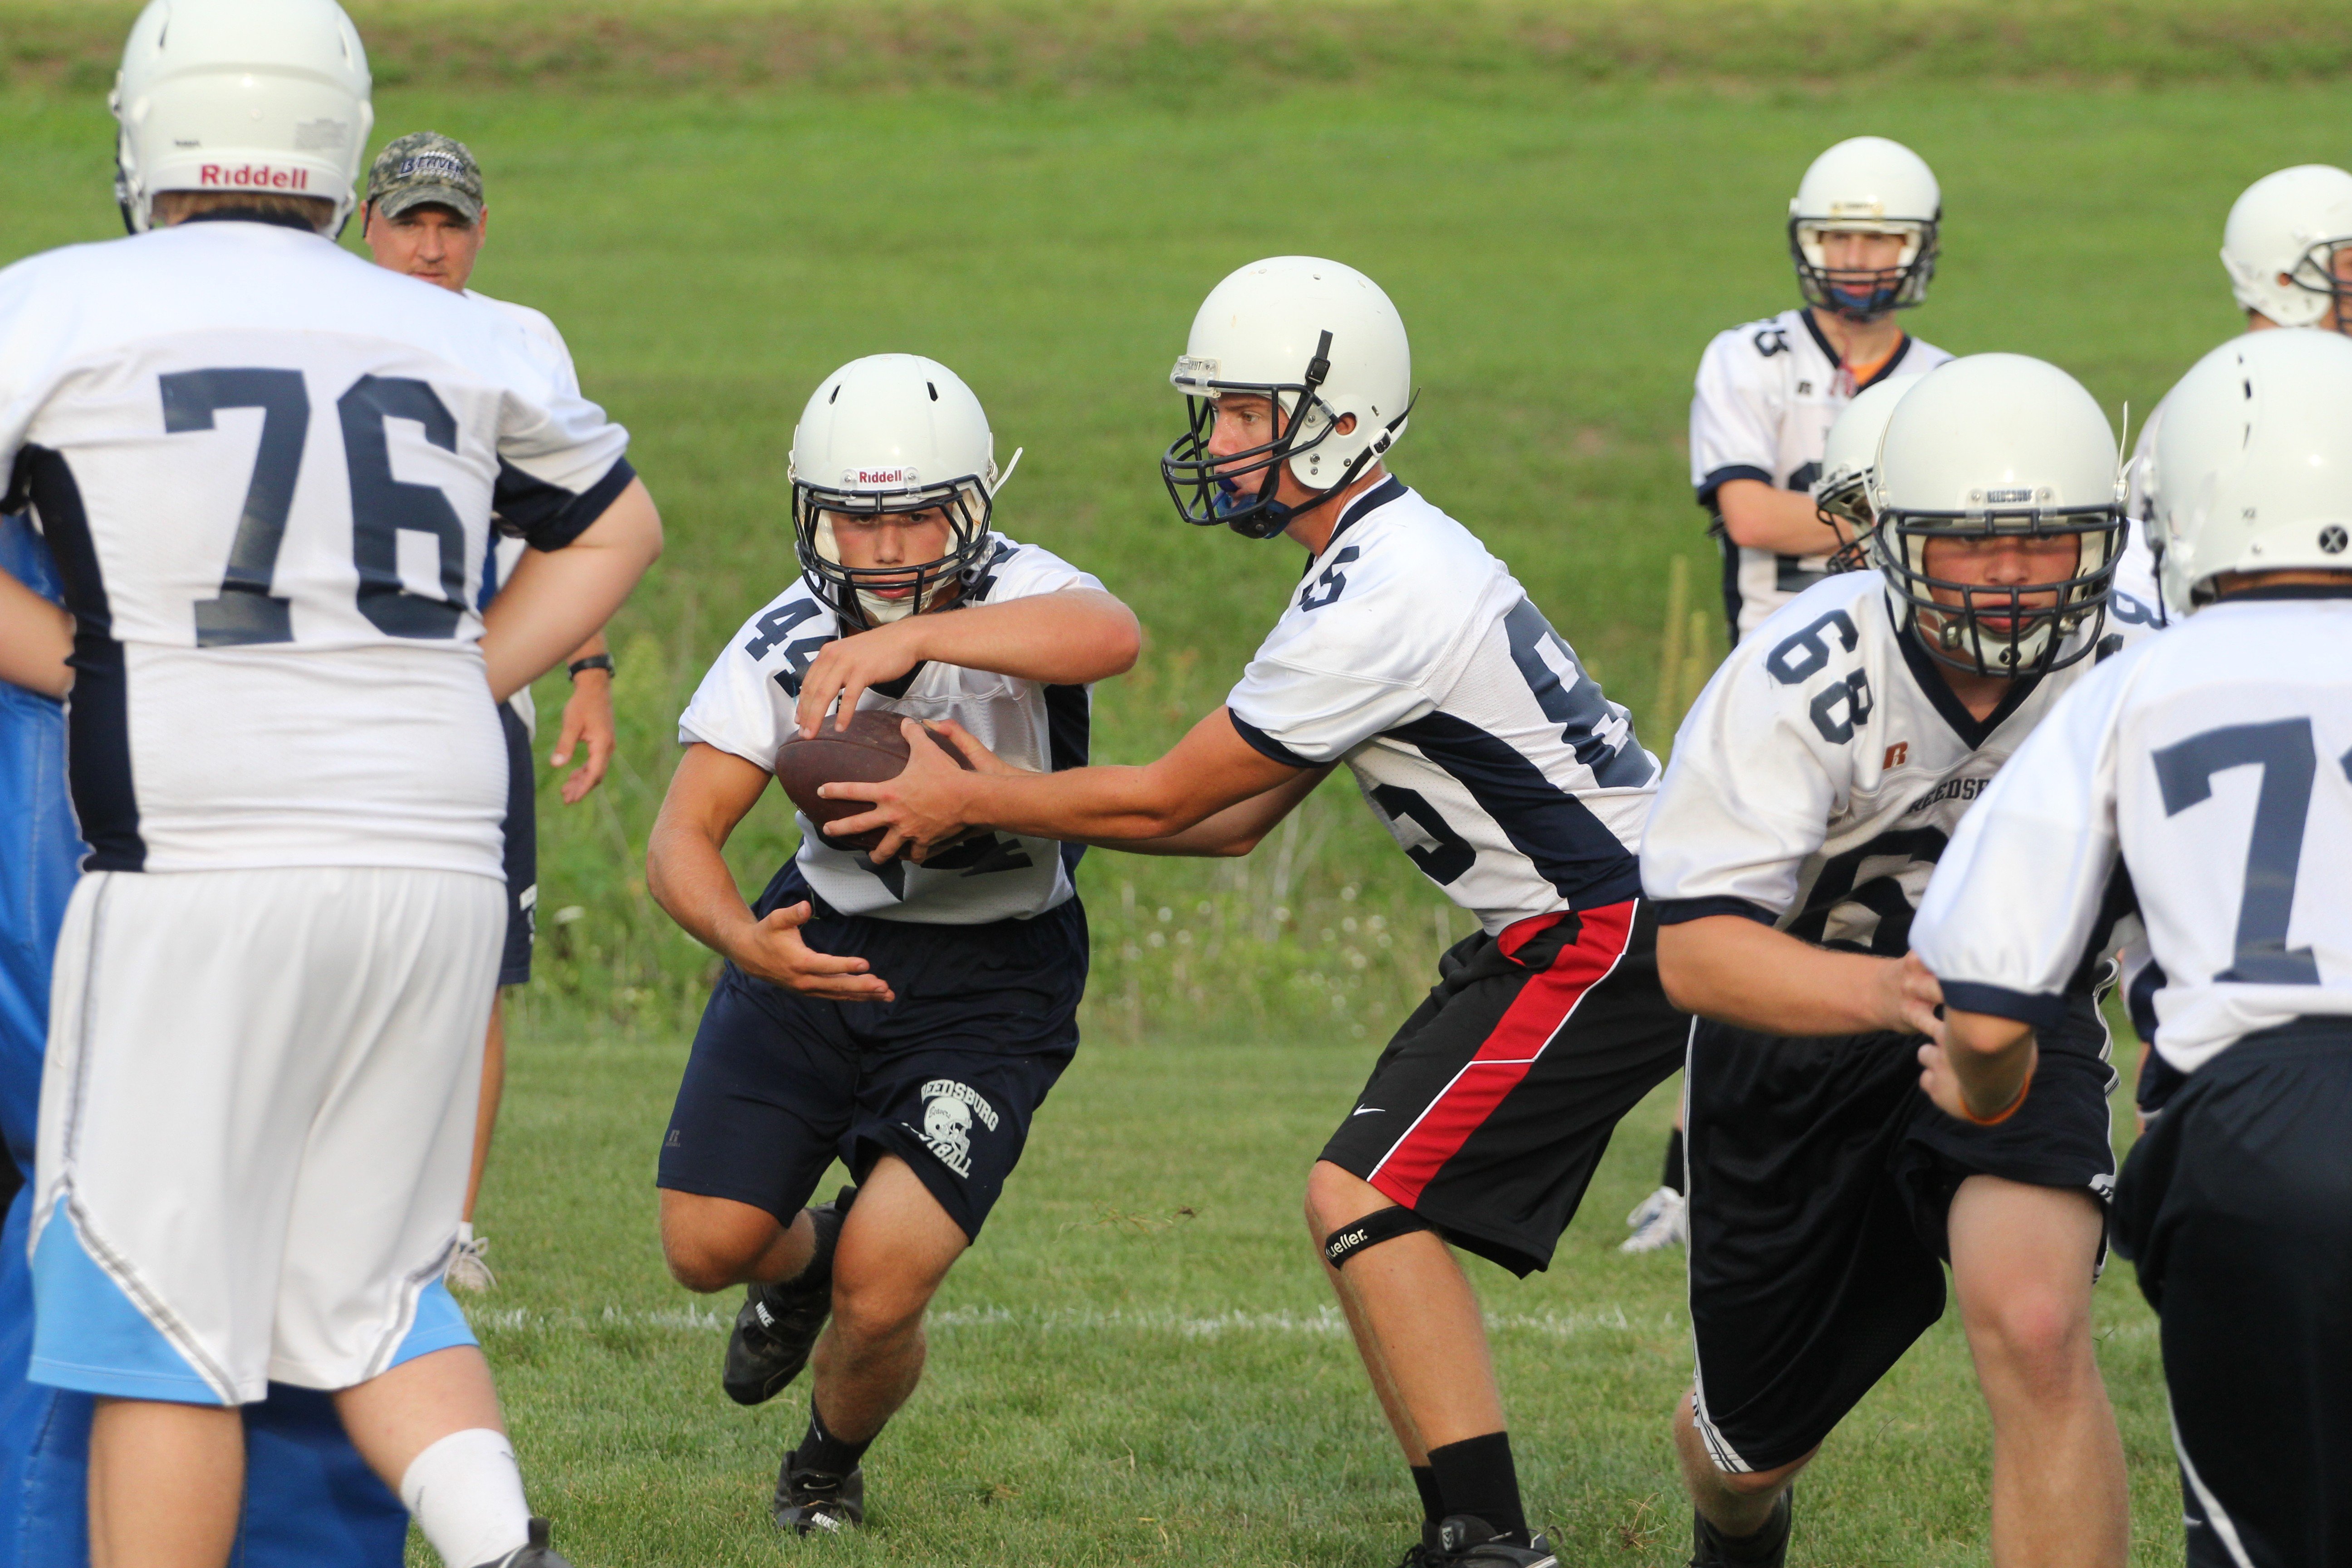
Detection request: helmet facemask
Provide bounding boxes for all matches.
[1871,498,2123,677]
[2283,234,2352,335]
[1789,218,1939,321]
[792,476,993,632]
[1816,473,1877,574]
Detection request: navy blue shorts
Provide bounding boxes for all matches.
[497,702,535,989]
[657,868,1087,1242]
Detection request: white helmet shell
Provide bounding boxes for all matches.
[2155,328,2352,612]
[112,0,373,235]
[1814,372,1927,531]
[1872,353,2124,673]
[789,354,1003,626]
[1170,256,1411,497]
[1788,137,1941,315]
[2218,165,2352,328]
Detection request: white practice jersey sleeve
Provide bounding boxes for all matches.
[1642,569,2147,989]
[0,220,633,878]
[1227,480,1659,936]
[679,535,1100,925]
[1689,309,1950,643]
[1914,594,2352,1075]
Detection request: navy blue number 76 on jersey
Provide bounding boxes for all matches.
[164,368,470,646]
[2152,717,2352,986]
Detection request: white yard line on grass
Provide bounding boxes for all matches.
[465,1303,1669,1337]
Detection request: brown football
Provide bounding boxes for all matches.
[774,708,972,856]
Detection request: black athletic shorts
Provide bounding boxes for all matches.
[657,866,1087,1242]
[1686,1004,2117,1473]
[1319,898,1687,1277]
[2113,1018,2352,1568]
[496,701,536,989]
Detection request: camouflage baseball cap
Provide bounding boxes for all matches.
[366,132,484,222]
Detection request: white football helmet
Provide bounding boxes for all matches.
[1161,256,1412,539]
[1814,372,1928,561]
[2218,165,2352,331]
[112,0,373,235]
[1870,354,2124,675]
[789,355,1011,629]
[2154,328,2352,612]
[1788,137,1941,320]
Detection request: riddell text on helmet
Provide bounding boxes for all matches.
[199,164,312,191]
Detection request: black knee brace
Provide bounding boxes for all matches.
[1323,1204,1433,1269]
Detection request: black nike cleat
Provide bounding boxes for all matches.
[1691,1487,1792,1567]
[1390,1520,1446,1567]
[1433,1515,1558,1567]
[772,1458,865,1536]
[723,1185,855,1407]
[470,1517,570,1568]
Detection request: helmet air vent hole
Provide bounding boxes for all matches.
[828,385,840,404]
[927,382,939,401]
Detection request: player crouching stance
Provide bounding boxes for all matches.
[1640,355,2137,1566]
[646,355,1138,1534]
[826,259,1691,1567]
[1915,328,2352,1566]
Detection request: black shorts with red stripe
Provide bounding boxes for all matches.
[1318,897,1687,1277]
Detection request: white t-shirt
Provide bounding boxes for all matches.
[679,535,1100,924]
[0,218,632,878]
[1225,478,1658,936]
[1914,593,2352,1075]
[1689,309,1951,643]
[1641,569,2150,985]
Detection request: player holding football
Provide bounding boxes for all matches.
[362,128,620,1292]
[646,353,1138,1535]
[0,3,661,1564]
[1641,353,2141,1566]
[1916,327,2352,1568]
[826,257,1691,1568]
[1621,137,1959,1255]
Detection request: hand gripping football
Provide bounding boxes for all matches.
[773,709,973,856]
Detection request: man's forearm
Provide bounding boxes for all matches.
[1715,479,1848,558]
[960,764,1207,844]
[914,589,1138,685]
[646,822,759,959]
[480,479,661,702]
[1944,1009,2037,1120]
[1656,915,1902,1036]
[0,572,73,698]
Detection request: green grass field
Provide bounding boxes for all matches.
[2,24,2342,1559]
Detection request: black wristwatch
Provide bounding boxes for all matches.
[566,653,615,682]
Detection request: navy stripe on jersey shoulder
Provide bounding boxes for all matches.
[23,447,142,872]
[1387,712,1641,909]
[1229,710,1316,770]
[1327,476,1409,547]
[1939,980,2072,1031]
[1653,895,1775,926]
[1696,464,1772,508]
[495,455,637,552]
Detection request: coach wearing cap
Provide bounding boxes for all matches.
[362,130,618,1291]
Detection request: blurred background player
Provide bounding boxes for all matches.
[0,1,661,1563]
[646,354,1137,1536]
[361,129,620,1292]
[827,257,1692,1568]
[1629,137,1958,1254]
[1641,355,2138,1567]
[1915,326,2352,1568]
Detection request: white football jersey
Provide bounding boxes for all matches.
[1225,479,1659,936]
[1915,593,2352,1076]
[1642,569,2148,978]
[0,218,632,879]
[1689,309,1951,643]
[679,534,1101,925]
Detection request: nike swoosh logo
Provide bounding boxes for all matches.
[1352,1107,1383,1116]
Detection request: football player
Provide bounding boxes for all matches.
[824,257,1692,1568]
[362,129,620,1293]
[1690,136,1954,648]
[645,354,1139,1535]
[1640,354,2140,1566]
[1915,328,2352,1568]
[0,3,661,1564]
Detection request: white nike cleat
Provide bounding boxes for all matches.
[446,1223,497,1292]
[1619,1186,1686,1254]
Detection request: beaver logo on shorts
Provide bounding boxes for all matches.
[913,1078,999,1179]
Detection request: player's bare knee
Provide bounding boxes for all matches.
[662,1234,750,1294]
[1973,1289,2092,1392]
[829,1271,930,1348]
[1303,1161,1383,1240]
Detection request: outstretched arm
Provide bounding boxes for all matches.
[1918,1010,2038,1124]
[794,588,1140,737]
[0,569,72,698]
[826,706,1306,862]
[1715,479,1850,558]
[480,478,663,703]
[1656,914,1945,1039]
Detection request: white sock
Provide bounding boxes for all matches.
[399,1427,532,1567]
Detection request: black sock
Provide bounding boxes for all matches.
[1426,1431,1527,1542]
[1662,1126,1686,1196]
[794,1396,873,1477]
[1410,1464,1446,1528]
